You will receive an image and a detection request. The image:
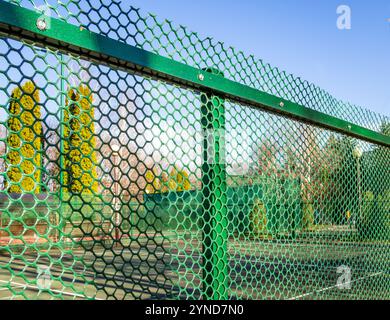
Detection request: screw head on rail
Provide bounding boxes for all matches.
[36,18,47,31]
[279,101,285,108]
[198,74,205,81]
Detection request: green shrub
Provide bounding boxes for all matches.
[302,202,315,230]
[249,198,267,236]
[358,191,389,240]
[377,190,390,239]
[360,191,375,225]
[6,81,42,193]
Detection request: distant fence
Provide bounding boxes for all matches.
[144,179,303,235]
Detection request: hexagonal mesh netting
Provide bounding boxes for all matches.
[0,0,389,300]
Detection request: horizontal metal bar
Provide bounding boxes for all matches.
[0,0,389,147]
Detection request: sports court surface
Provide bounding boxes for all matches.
[1,234,389,300]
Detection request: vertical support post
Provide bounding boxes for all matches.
[201,68,228,300]
[353,146,363,226]
[113,148,121,246]
[58,53,65,244]
[357,156,362,224]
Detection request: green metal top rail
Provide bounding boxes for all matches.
[0,0,389,147]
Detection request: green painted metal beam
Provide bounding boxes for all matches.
[0,0,389,147]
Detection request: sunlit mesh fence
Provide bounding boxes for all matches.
[0,0,389,300]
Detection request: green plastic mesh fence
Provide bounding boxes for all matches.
[0,0,389,300]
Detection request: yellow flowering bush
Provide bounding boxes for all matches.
[161,166,191,192]
[63,85,98,194]
[6,81,42,193]
[145,168,162,194]
[145,166,192,194]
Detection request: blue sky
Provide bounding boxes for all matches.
[128,0,390,117]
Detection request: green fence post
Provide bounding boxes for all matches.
[58,53,65,243]
[201,68,228,300]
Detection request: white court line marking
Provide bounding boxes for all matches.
[14,252,384,272]
[0,279,102,300]
[288,271,384,300]
[0,284,25,291]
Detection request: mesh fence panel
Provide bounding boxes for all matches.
[5,0,390,132]
[0,1,389,300]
